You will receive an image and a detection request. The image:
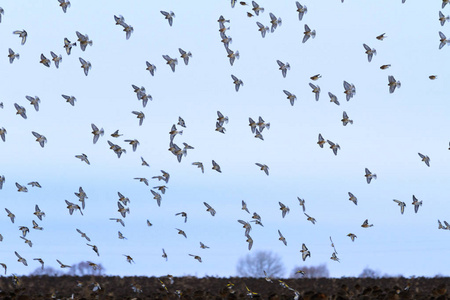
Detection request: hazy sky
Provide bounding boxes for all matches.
[0,0,449,278]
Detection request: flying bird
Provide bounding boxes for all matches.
[412,195,422,213]
[13,30,27,45]
[302,24,316,43]
[277,60,290,78]
[161,11,175,26]
[364,168,377,184]
[8,48,19,63]
[388,75,401,93]
[296,2,307,21]
[393,199,406,214]
[418,153,430,167]
[363,44,377,62]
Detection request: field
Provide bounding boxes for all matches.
[0,276,448,299]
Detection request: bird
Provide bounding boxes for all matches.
[20,236,33,247]
[63,37,76,55]
[200,242,210,249]
[8,48,19,63]
[179,48,192,65]
[341,111,353,126]
[296,2,307,20]
[328,92,340,106]
[15,251,27,266]
[192,162,204,173]
[161,11,175,26]
[429,75,437,80]
[5,208,15,223]
[304,213,316,224]
[238,220,252,236]
[330,236,338,254]
[16,182,28,192]
[231,75,243,91]
[75,153,90,165]
[327,140,340,155]
[0,128,6,142]
[65,200,83,215]
[388,75,401,93]
[255,163,269,175]
[439,11,450,26]
[241,200,250,214]
[58,0,70,13]
[256,22,269,38]
[122,22,133,40]
[91,124,104,144]
[117,192,130,205]
[176,228,187,238]
[151,190,162,207]
[79,57,91,76]
[117,202,130,218]
[26,96,40,111]
[317,133,326,148]
[124,139,140,152]
[365,168,377,184]
[204,202,216,216]
[162,55,177,72]
[361,219,373,228]
[162,249,168,261]
[412,195,422,213]
[376,33,386,40]
[444,0,450,9]
[393,199,406,214]
[302,24,316,43]
[279,202,290,218]
[13,30,27,45]
[269,13,282,32]
[300,243,310,261]
[277,60,290,78]
[14,103,27,119]
[175,212,187,223]
[380,64,391,70]
[75,187,88,209]
[169,124,183,141]
[0,7,3,23]
[62,94,76,106]
[32,131,47,148]
[145,61,156,76]
[114,15,125,26]
[76,31,93,51]
[309,83,320,101]
[212,160,222,173]
[278,229,287,246]
[132,111,145,126]
[177,116,186,128]
[343,81,356,101]
[87,244,100,256]
[123,255,134,264]
[226,47,239,66]
[76,229,91,241]
[348,192,357,205]
[330,252,340,262]
[363,44,377,62]
[252,1,264,15]
[418,153,430,167]
[189,254,202,262]
[245,234,253,250]
[33,258,44,270]
[34,205,45,220]
[347,233,357,242]
[32,220,43,230]
[50,51,62,68]
[110,218,125,227]
[439,31,450,49]
[297,197,306,212]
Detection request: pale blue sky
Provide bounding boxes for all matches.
[0,0,449,278]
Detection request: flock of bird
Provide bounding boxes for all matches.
[0,0,449,293]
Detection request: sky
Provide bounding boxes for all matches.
[0,0,450,278]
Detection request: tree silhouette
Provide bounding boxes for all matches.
[359,267,381,278]
[236,250,285,278]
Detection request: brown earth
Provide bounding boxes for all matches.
[0,275,448,299]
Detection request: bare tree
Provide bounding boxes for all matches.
[290,264,330,278]
[236,250,285,278]
[359,267,381,278]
